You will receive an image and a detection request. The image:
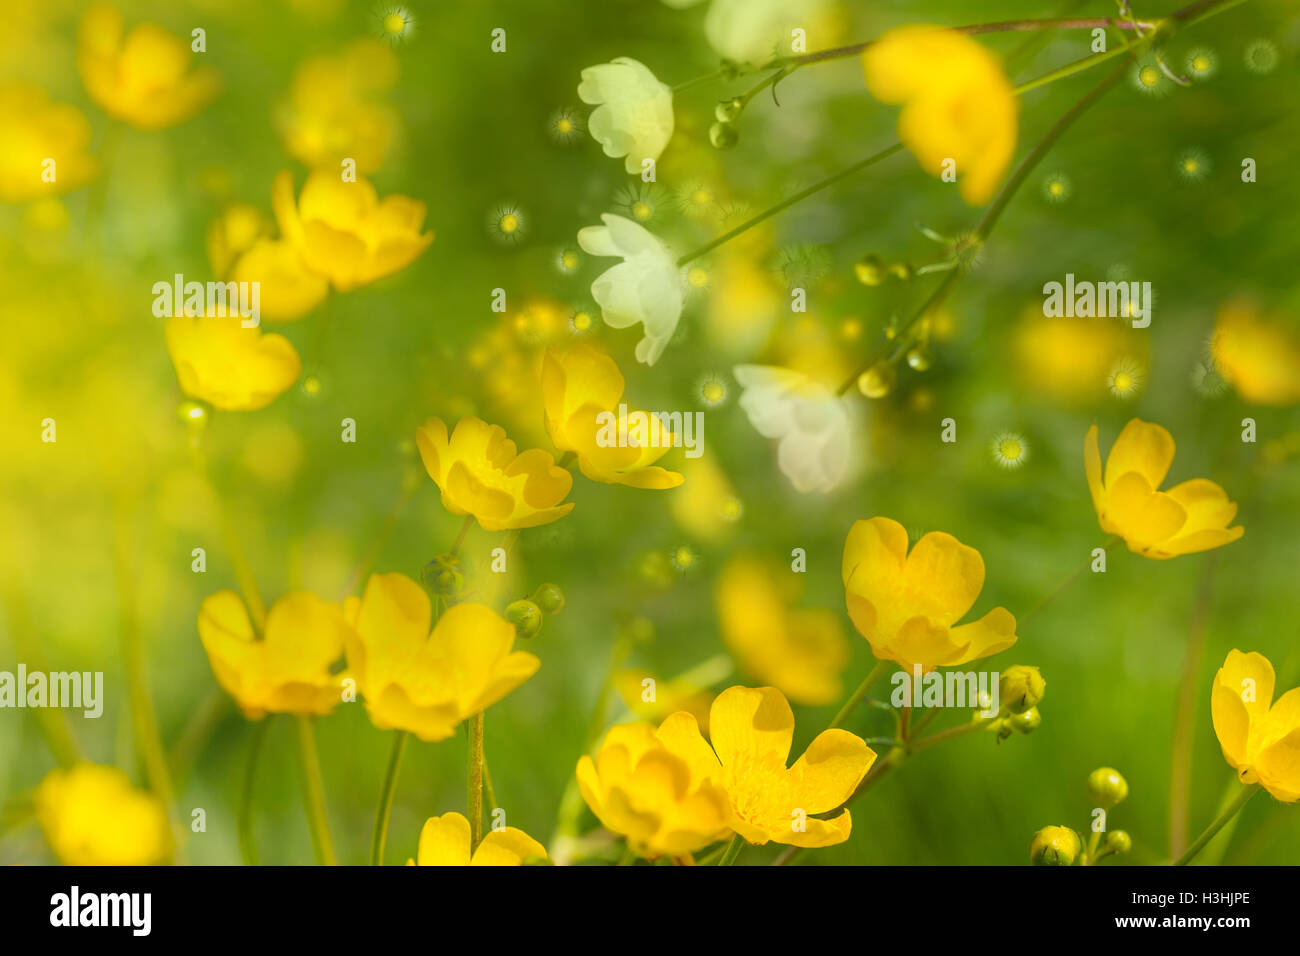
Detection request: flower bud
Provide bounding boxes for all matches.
[857,361,896,399]
[421,554,465,597]
[1087,767,1129,809]
[1105,829,1132,855]
[714,97,743,123]
[531,583,566,615]
[905,346,932,372]
[1030,826,1081,866]
[1008,706,1041,734]
[889,261,914,281]
[709,121,739,150]
[1000,665,1046,714]
[504,599,543,639]
[853,255,887,286]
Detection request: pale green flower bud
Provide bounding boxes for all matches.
[1000,665,1046,714]
[1030,826,1081,866]
[505,599,543,639]
[1087,767,1129,808]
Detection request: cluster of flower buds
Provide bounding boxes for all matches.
[988,665,1046,742]
[504,583,566,639]
[1030,766,1132,866]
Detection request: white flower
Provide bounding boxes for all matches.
[704,0,829,66]
[734,365,853,493]
[577,58,674,175]
[578,214,683,366]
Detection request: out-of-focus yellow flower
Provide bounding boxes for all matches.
[542,345,684,489]
[1013,308,1139,405]
[673,686,875,847]
[716,554,850,706]
[0,83,98,203]
[229,238,330,321]
[277,39,398,174]
[577,715,732,858]
[842,516,1017,672]
[1211,299,1300,406]
[1211,649,1300,802]
[343,572,540,741]
[669,454,740,543]
[198,589,350,718]
[77,3,219,130]
[164,313,301,411]
[416,416,574,531]
[863,26,1017,205]
[207,202,271,278]
[614,667,715,733]
[407,812,547,866]
[272,169,433,292]
[35,764,172,865]
[1085,419,1243,559]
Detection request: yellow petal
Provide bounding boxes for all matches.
[947,606,1018,666]
[1104,418,1176,491]
[1084,424,1106,518]
[1212,649,1275,770]
[788,730,876,814]
[903,531,985,624]
[416,813,473,865]
[471,827,548,865]
[1105,471,1187,548]
[655,711,723,785]
[708,685,794,771]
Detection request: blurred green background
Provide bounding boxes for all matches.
[1,0,1298,865]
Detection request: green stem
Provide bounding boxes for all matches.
[467,712,485,851]
[238,718,270,866]
[1021,536,1122,626]
[371,730,409,866]
[910,716,997,754]
[828,660,892,730]
[717,834,745,865]
[1172,785,1259,866]
[294,716,337,865]
[1169,558,1216,857]
[450,513,474,557]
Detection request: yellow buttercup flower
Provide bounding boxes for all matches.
[717,554,850,706]
[343,572,540,741]
[77,3,219,130]
[272,169,433,292]
[841,516,1017,673]
[576,715,732,858]
[0,82,98,203]
[164,313,301,411]
[207,202,272,279]
[863,25,1017,205]
[198,589,350,719]
[277,39,399,175]
[542,345,684,489]
[416,416,574,531]
[1210,299,1300,406]
[35,764,173,866]
[229,238,331,322]
[1085,419,1244,559]
[1211,650,1300,802]
[408,812,547,865]
[614,667,715,732]
[671,686,876,847]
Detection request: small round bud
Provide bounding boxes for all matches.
[714,97,743,123]
[889,261,914,281]
[853,255,886,286]
[1009,706,1041,734]
[905,346,932,372]
[1000,665,1046,714]
[531,583,566,615]
[421,554,465,597]
[857,361,896,399]
[1030,826,1081,866]
[1087,767,1129,809]
[1105,830,1132,855]
[709,121,739,150]
[504,599,543,639]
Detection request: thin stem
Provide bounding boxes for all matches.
[294,716,337,865]
[829,660,892,729]
[910,716,997,754]
[467,711,485,851]
[339,483,417,598]
[677,143,906,266]
[717,834,745,865]
[616,844,637,865]
[371,730,409,865]
[1169,558,1216,857]
[0,586,81,767]
[483,756,499,813]
[238,718,270,866]
[1172,785,1259,866]
[1021,536,1122,626]
[450,513,474,557]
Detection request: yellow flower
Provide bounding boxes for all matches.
[343,572,540,741]
[613,667,715,733]
[542,345,684,489]
[277,39,399,175]
[416,416,574,531]
[207,202,272,279]
[164,313,301,411]
[1211,650,1300,802]
[841,516,1017,672]
[0,82,98,203]
[198,589,350,719]
[676,686,876,847]
[863,26,1017,205]
[77,3,219,130]
[1210,299,1300,406]
[717,554,850,706]
[576,715,732,858]
[1085,419,1244,559]
[35,764,172,865]
[408,812,548,865]
[272,169,433,292]
[229,238,331,321]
